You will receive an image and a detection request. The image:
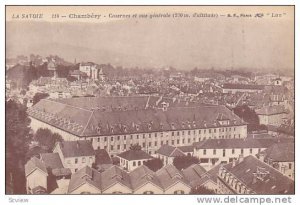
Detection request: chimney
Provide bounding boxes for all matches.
[238,154,244,163]
[232,158,237,168]
[252,172,257,184]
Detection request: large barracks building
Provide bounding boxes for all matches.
[27,96,247,157]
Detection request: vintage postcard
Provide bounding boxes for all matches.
[5,5,294,200]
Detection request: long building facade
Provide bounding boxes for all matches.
[28,96,247,157]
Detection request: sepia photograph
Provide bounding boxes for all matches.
[4,4,295,199]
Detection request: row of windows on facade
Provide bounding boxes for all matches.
[91,127,240,142]
[120,158,146,167]
[203,148,262,156]
[219,172,250,194]
[96,134,241,153]
[66,157,93,164]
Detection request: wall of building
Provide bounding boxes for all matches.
[133,183,164,194]
[70,183,101,194]
[102,183,132,194]
[164,181,191,194]
[26,170,47,193]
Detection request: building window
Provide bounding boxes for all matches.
[174,190,184,194]
[241,149,244,154]
[182,139,185,144]
[232,149,235,154]
[117,145,120,150]
[104,137,107,142]
[209,129,211,133]
[155,133,157,137]
[172,132,174,136]
[213,149,216,155]
[143,134,145,139]
[250,148,252,154]
[166,140,169,145]
[143,191,154,194]
[97,138,100,142]
[136,135,139,139]
[130,135,133,139]
[203,149,206,155]
[188,138,191,143]
[177,131,180,136]
[138,161,141,166]
[177,139,180,144]
[149,142,151,147]
[82,157,86,163]
[143,143,145,148]
[155,141,157,146]
[223,149,226,157]
[124,144,126,150]
[117,136,120,140]
[289,163,292,169]
[75,158,78,164]
[111,145,114,150]
[188,131,191,135]
[111,137,113,141]
[214,129,216,133]
[172,140,174,145]
[124,135,126,140]
[75,168,78,172]
[199,130,201,134]
[133,161,136,166]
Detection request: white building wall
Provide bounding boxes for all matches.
[164,182,191,194]
[26,169,47,193]
[70,183,101,194]
[133,183,164,194]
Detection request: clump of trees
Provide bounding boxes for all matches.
[144,158,163,172]
[32,92,49,105]
[34,128,63,151]
[6,100,32,194]
[233,105,267,132]
[173,155,199,170]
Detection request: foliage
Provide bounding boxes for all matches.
[233,105,262,132]
[173,155,200,170]
[143,158,163,172]
[32,92,49,105]
[34,128,63,151]
[129,143,142,151]
[6,100,32,194]
[190,185,215,194]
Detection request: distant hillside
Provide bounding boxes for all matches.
[6,17,294,72]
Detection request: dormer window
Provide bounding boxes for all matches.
[136,125,140,131]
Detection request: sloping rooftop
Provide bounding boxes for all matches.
[25,157,48,177]
[117,150,152,161]
[193,138,284,149]
[95,149,112,165]
[68,166,101,193]
[156,164,190,189]
[57,141,95,158]
[157,145,185,157]
[182,164,207,188]
[129,165,162,191]
[28,97,245,137]
[40,153,64,169]
[223,155,294,194]
[260,142,294,162]
[255,105,288,116]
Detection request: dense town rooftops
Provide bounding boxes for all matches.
[260,143,294,162]
[28,97,246,137]
[255,105,288,116]
[222,155,294,194]
[55,141,95,158]
[222,83,264,90]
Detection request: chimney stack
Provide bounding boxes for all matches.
[238,154,244,164]
[252,172,257,184]
[232,158,237,167]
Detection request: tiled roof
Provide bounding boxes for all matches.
[28,98,245,137]
[129,165,162,191]
[255,105,287,115]
[193,138,283,149]
[223,155,294,194]
[51,168,72,177]
[178,145,194,153]
[117,150,152,161]
[40,153,64,169]
[95,149,112,165]
[261,143,294,162]
[157,145,185,157]
[68,166,101,193]
[57,141,95,158]
[25,157,48,177]
[182,164,207,188]
[100,165,132,191]
[156,164,190,189]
